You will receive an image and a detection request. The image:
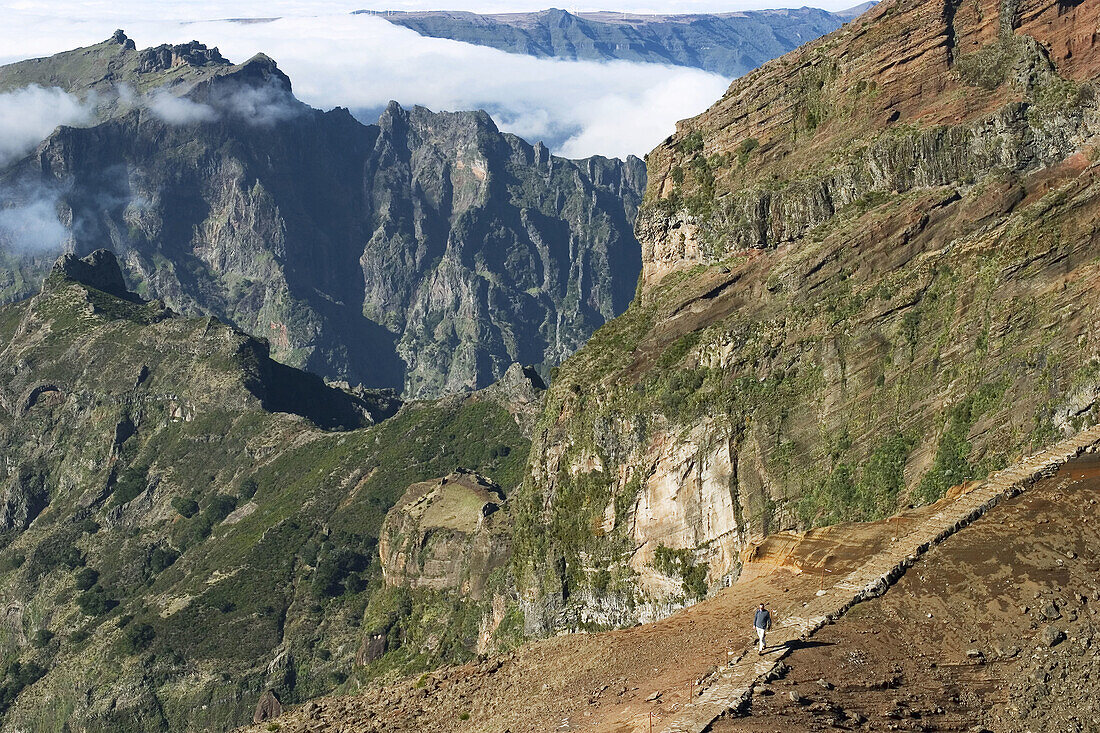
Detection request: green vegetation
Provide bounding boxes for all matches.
[31,630,54,648]
[736,137,759,167]
[798,431,916,527]
[675,130,704,155]
[914,382,1006,504]
[170,496,199,518]
[0,662,46,716]
[651,545,708,600]
[73,567,99,591]
[956,36,1029,91]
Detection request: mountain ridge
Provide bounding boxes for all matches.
[0,32,645,398]
[357,4,879,78]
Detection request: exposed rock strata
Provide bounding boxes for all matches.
[518,0,1100,631]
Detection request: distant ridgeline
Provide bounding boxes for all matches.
[0,32,644,399]
[357,4,878,78]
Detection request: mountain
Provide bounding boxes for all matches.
[0,249,535,730]
[0,33,645,398]
[513,0,1100,631]
[358,5,877,78]
[240,0,1100,726]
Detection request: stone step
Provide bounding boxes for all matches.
[653,427,1100,733]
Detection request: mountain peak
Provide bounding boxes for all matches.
[110,29,136,50]
[45,249,132,300]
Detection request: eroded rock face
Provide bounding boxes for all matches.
[0,38,645,399]
[380,471,511,600]
[517,0,1100,631]
[46,250,131,300]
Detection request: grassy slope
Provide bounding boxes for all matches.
[0,275,530,731]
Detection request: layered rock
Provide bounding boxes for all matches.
[517,0,1100,632]
[0,34,645,398]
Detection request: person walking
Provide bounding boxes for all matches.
[753,602,771,654]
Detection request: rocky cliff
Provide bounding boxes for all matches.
[366,6,874,78]
[517,0,1100,632]
[0,33,645,398]
[0,250,534,730]
[379,471,510,599]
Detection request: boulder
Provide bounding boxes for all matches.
[253,689,282,723]
[1042,626,1066,647]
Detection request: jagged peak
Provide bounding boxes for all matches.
[135,40,229,74]
[44,249,132,300]
[110,29,136,50]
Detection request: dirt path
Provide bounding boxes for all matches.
[715,452,1100,732]
[239,426,1100,733]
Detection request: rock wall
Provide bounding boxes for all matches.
[0,37,646,399]
[516,0,1100,633]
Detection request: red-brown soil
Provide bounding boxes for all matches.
[242,453,1100,733]
[713,454,1100,732]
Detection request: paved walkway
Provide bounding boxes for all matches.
[657,425,1100,733]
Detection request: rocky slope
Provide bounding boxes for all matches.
[516,0,1100,631]
[237,449,1100,733]
[0,33,645,398]
[0,250,536,731]
[364,6,876,78]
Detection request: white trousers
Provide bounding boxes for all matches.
[755,626,767,651]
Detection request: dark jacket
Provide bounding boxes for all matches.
[754,608,771,629]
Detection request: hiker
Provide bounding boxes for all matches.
[754,602,771,654]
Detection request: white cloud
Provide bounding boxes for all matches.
[166,15,729,158]
[0,85,95,167]
[206,78,305,126]
[145,89,218,124]
[0,184,69,254]
[0,5,738,159]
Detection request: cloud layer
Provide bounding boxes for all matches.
[0,85,95,167]
[0,7,732,159]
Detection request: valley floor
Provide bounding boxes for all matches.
[241,453,1100,733]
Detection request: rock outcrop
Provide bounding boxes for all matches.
[45,249,132,299]
[252,690,282,724]
[0,36,645,398]
[517,0,1100,632]
[380,470,510,599]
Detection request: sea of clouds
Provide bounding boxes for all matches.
[0,1,748,160]
[0,0,854,256]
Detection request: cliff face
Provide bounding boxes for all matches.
[0,34,645,398]
[517,0,1100,631]
[370,7,864,78]
[379,471,510,600]
[0,251,533,730]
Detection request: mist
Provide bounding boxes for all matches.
[0,85,95,167]
[0,181,70,255]
[0,9,731,159]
